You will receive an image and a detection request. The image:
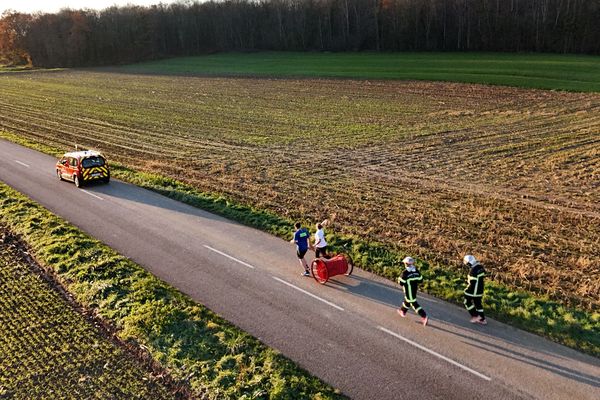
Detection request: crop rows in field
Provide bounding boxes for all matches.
[0,71,598,310]
[0,231,178,399]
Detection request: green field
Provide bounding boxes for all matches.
[119,52,600,92]
[0,230,179,399]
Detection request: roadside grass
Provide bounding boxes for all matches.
[0,181,344,399]
[0,231,182,399]
[1,130,597,357]
[119,52,600,92]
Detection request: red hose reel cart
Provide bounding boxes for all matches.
[311,254,354,284]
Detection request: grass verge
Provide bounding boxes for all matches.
[118,51,600,92]
[0,181,344,399]
[1,130,598,358]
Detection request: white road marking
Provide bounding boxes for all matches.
[15,160,29,168]
[272,276,345,311]
[203,245,255,269]
[378,326,492,381]
[81,189,104,200]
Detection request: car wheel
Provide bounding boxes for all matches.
[74,175,81,188]
[57,170,63,181]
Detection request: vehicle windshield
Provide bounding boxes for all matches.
[81,156,105,168]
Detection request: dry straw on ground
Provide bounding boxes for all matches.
[1,71,598,310]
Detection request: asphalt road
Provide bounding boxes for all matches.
[1,138,599,400]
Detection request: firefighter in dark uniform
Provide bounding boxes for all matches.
[463,254,487,325]
[397,256,428,326]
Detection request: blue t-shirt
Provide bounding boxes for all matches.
[294,228,310,251]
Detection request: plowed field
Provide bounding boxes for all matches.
[1,71,598,310]
[0,230,180,399]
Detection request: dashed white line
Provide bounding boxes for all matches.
[15,160,30,168]
[203,245,255,269]
[378,326,492,381]
[272,276,345,311]
[81,189,104,200]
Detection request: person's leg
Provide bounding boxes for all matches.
[411,301,428,326]
[297,249,310,275]
[322,246,331,259]
[302,257,309,271]
[474,297,486,322]
[411,301,427,318]
[464,295,479,322]
[398,300,410,317]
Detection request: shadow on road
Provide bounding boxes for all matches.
[326,274,403,309]
[426,320,600,388]
[83,180,234,224]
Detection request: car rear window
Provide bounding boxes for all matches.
[81,156,105,168]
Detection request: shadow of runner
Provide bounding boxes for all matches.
[427,323,600,388]
[466,341,600,388]
[325,274,403,309]
[326,271,597,369]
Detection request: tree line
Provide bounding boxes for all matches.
[1,0,599,68]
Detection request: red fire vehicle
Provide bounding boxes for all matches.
[56,150,110,188]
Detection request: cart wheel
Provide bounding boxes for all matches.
[343,254,354,276]
[311,259,328,284]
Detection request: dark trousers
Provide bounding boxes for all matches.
[464,295,485,319]
[315,246,329,258]
[401,300,427,318]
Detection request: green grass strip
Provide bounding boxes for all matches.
[119,52,600,92]
[0,181,344,399]
[2,130,598,358]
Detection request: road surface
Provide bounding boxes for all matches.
[1,138,599,399]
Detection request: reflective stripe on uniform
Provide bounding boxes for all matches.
[405,276,422,301]
[464,299,475,310]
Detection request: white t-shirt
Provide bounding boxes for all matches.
[315,229,327,248]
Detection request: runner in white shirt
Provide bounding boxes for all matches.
[314,219,329,259]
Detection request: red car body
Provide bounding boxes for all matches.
[56,150,110,187]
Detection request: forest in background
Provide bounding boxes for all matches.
[1,0,599,68]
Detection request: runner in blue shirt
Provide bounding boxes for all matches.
[290,222,311,276]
